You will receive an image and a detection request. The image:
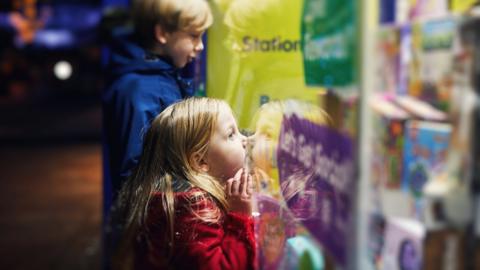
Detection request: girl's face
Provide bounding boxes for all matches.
[204,106,246,181]
[251,132,275,173]
[163,29,205,68]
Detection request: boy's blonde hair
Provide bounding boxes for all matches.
[133,0,213,47]
[113,97,230,269]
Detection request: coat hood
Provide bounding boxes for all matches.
[107,35,177,78]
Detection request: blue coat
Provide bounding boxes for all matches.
[102,35,193,205]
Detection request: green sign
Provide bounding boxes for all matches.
[301,0,357,87]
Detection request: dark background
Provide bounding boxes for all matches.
[0,0,127,269]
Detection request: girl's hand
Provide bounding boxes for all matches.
[226,168,253,215]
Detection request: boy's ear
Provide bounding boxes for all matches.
[154,24,168,44]
[191,153,209,173]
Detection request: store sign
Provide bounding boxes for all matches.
[207,0,323,129]
[241,36,301,52]
[277,114,355,265]
[301,0,357,87]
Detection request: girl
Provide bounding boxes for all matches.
[112,97,255,270]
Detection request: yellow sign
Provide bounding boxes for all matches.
[207,0,325,128]
[451,0,477,12]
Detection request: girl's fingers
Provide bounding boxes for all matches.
[228,168,243,195]
[240,172,249,197]
[231,178,240,195]
[234,168,243,180]
[245,174,253,196]
[239,173,245,195]
[227,178,239,195]
[227,169,255,199]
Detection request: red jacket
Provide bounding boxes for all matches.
[135,188,256,270]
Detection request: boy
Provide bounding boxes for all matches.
[102,0,213,210]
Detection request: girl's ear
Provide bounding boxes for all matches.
[191,153,209,173]
[154,24,168,45]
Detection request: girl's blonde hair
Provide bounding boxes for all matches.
[133,0,213,47]
[113,97,230,269]
[250,100,332,196]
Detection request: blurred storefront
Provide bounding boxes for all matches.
[204,0,480,269]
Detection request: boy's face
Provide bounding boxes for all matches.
[163,29,205,68]
[204,106,246,181]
